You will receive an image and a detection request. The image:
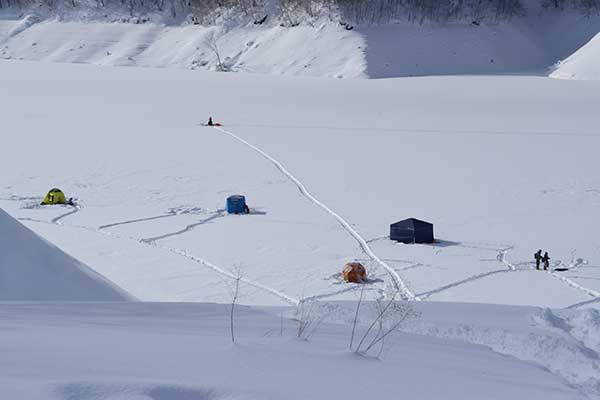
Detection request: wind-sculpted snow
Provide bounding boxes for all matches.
[399,302,600,398]
[0,302,588,399]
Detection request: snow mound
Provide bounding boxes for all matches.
[551,33,600,80]
[0,207,130,301]
[398,303,600,398]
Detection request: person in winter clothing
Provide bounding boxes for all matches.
[542,252,550,271]
[207,117,213,126]
[534,249,542,270]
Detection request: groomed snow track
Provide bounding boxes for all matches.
[213,126,417,301]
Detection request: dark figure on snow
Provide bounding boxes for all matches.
[243,204,250,214]
[534,249,542,270]
[207,117,213,126]
[542,252,550,271]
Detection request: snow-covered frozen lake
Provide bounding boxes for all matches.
[1,60,599,309]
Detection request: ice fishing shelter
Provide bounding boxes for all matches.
[390,218,434,244]
[41,188,67,205]
[342,262,367,283]
[227,195,248,214]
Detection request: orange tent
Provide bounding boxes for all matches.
[342,262,366,283]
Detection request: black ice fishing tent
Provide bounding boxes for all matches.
[390,218,434,244]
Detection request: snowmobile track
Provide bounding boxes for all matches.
[213,126,417,301]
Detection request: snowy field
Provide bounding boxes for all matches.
[1,60,600,310]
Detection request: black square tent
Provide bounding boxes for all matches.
[390,218,434,244]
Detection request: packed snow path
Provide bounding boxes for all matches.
[213,126,417,301]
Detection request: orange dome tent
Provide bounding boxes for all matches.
[342,262,366,283]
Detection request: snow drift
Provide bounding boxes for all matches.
[0,302,587,399]
[0,207,130,301]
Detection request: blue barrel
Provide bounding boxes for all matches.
[227,195,247,214]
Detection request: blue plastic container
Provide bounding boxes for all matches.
[227,195,247,214]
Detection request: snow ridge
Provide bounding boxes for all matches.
[213,126,417,301]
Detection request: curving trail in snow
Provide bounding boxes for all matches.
[213,126,417,301]
[141,211,225,243]
[51,205,80,225]
[550,272,600,300]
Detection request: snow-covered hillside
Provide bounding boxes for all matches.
[552,32,600,80]
[1,6,599,78]
[0,207,129,301]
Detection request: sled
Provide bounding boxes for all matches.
[553,267,569,272]
[200,123,222,127]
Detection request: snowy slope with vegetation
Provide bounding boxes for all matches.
[0,0,599,78]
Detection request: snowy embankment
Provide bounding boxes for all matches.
[0,301,591,400]
[552,32,600,80]
[1,9,600,78]
[0,18,366,78]
[0,207,129,301]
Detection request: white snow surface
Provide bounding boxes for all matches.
[0,207,129,301]
[0,301,594,399]
[2,19,600,399]
[1,60,600,310]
